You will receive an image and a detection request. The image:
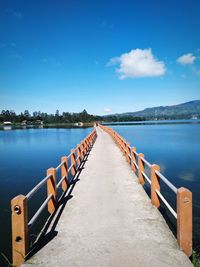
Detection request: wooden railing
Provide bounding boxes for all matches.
[99,124,192,257]
[11,128,97,267]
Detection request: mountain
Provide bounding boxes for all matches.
[109,100,200,119]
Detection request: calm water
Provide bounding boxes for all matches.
[0,127,92,266]
[111,123,200,252]
[0,123,200,265]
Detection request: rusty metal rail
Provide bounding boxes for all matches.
[99,124,192,258]
[11,128,97,267]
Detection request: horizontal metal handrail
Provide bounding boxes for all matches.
[55,161,64,172]
[28,193,53,228]
[26,174,52,200]
[142,171,151,185]
[68,164,73,173]
[141,157,152,169]
[155,170,177,194]
[67,151,73,159]
[133,161,138,169]
[155,189,177,219]
[56,175,66,189]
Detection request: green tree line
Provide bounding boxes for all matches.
[0,109,145,124]
[0,109,102,124]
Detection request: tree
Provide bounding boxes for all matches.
[55,110,60,116]
[24,110,30,118]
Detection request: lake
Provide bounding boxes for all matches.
[0,122,200,265]
[0,127,92,266]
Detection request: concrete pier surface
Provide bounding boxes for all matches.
[23,127,192,267]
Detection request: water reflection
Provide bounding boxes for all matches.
[3,126,12,131]
[179,171,195,182]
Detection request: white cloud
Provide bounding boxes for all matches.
[177,53,196,65]
[107,57,120,66]
[104,107,112,113]
[108,48,166,79]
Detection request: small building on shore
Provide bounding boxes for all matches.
[74,122,83,127]
[21,120,27,126]
[3,121,12,125]
[35,120,43,125]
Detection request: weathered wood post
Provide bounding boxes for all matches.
[177,187,192,257]
[71,149,76,176]
[61,156,68,192]
[11,195,28,267]
[151,164,160,208]
[131,147,137,173]
[47,167,57,214]
[138,153,145,185]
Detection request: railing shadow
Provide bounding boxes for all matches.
[26,145,93,259]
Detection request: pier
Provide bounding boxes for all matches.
[11,126,192,267]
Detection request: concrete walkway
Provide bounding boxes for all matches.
[23,127,192,267]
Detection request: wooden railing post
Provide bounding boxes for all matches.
[81,141,85,157]
[177,187,192,257]
[85,139,88,153]
[11,194,28,267]
[61,156,68,192]
[118,136,121,148]
[138,153,145,185]
[86,138,90,152]
[131,147,137,173]
[151,164,160,208]
[47,168,57,214]
[71,149,76,176]
[81,142,84,159]
[84,139,87,154]
[77,144,81,166]
[123,140,126,155]
[126,143,130,164]
[119,138,123,151]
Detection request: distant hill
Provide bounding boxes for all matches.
[109,100,200,119]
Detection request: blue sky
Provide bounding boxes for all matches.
[0,0,200,115]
